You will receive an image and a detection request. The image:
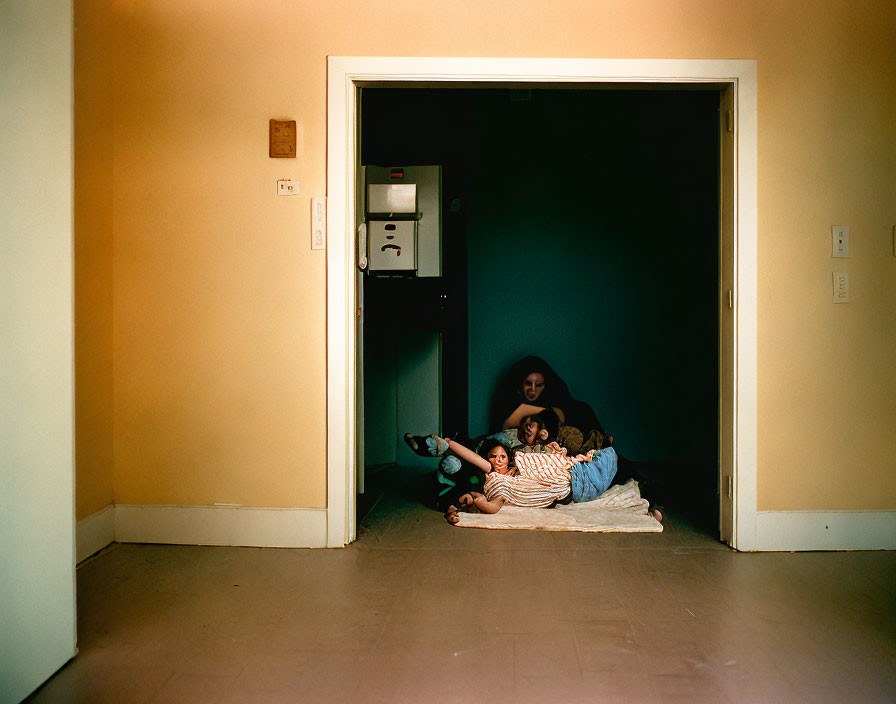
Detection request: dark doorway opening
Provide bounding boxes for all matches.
[359,87,720,534]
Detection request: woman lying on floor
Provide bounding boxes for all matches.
[426,435,657,525]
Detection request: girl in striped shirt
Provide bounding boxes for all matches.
[441,436,619,524]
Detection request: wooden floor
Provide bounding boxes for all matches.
[27,466,896,703]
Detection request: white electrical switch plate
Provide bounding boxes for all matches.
[833,272,849,303]
[311,197,326,250]
[277,180,299,196]
[832,226,849,258]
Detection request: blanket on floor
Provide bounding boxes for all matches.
[454,479,662,532]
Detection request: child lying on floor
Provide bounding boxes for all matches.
[434,436,621,524]
[404,410,560,512]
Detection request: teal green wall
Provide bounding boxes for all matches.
[362,330,397,465]
[465,90,719,463]
[364,331,441,468]
[363,88,719,465]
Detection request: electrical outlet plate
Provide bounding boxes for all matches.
[832,225,849,258]
[833,271,849,303]
[311,197,326,250]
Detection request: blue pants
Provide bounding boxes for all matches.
[570,447,618,503]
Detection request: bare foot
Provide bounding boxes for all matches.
[650,506,664,523]
[445,505,460,525]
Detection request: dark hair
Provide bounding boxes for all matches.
[513,357,568,405]
[491,355,567,428]
[478,438,514,464]
[491,355,604,435]
[534,408,560,441]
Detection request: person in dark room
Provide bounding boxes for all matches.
[404,409,560,513]
[491,355,607,454]
[433,435,627,524]
[491,356,664,517]
[491,355,606,453]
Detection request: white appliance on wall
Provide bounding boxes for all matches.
[363,165,442,277]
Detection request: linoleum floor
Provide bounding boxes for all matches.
[27,465,896,703]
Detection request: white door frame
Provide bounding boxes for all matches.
[326,57,758,549]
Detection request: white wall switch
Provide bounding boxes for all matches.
[833,271,849,303]
[311,197,326,250]
[832,225,849,258]
[277,179,299,196]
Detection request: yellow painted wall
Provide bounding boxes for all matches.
[75,0,115,520]
[74,0,896,514]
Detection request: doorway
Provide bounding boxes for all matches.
[359,86,720,533]
[326,58,758,549]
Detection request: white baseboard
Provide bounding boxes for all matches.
[77,503,329,553]
[750,510,896,551]
[76,504,116,563]
[114,504,328,548]
[80,504,894,553]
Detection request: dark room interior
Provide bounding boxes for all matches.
[360,86,721,533]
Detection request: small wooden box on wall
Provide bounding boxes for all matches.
[269,120,296,158]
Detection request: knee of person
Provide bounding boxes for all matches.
[440,455,463,475]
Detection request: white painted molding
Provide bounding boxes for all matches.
[751,510,896,552]
[76,504,116,563]
[731,60,759,553]
[80,503,894,553]
[328,56,760,549]
[77,504,329,552]
[114,505,328,549]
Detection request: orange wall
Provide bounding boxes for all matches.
[75,0,896,513]
[75,0,115,520]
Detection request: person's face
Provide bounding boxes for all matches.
[520,416,541,445]
[487,446,511,474]
[523,372,546,402]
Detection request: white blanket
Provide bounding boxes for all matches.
[455,479,662,532]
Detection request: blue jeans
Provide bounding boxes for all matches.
[570,447,618,503]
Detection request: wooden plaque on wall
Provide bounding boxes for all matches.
[269,120,296,158]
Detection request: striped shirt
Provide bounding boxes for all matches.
[483,451,574,508]
[514,451,576,480]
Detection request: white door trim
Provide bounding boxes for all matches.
[326,57,758,549]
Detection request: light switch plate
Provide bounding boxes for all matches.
[833,272,849,303]
[277,180,299,196]
[832,226,849,258]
